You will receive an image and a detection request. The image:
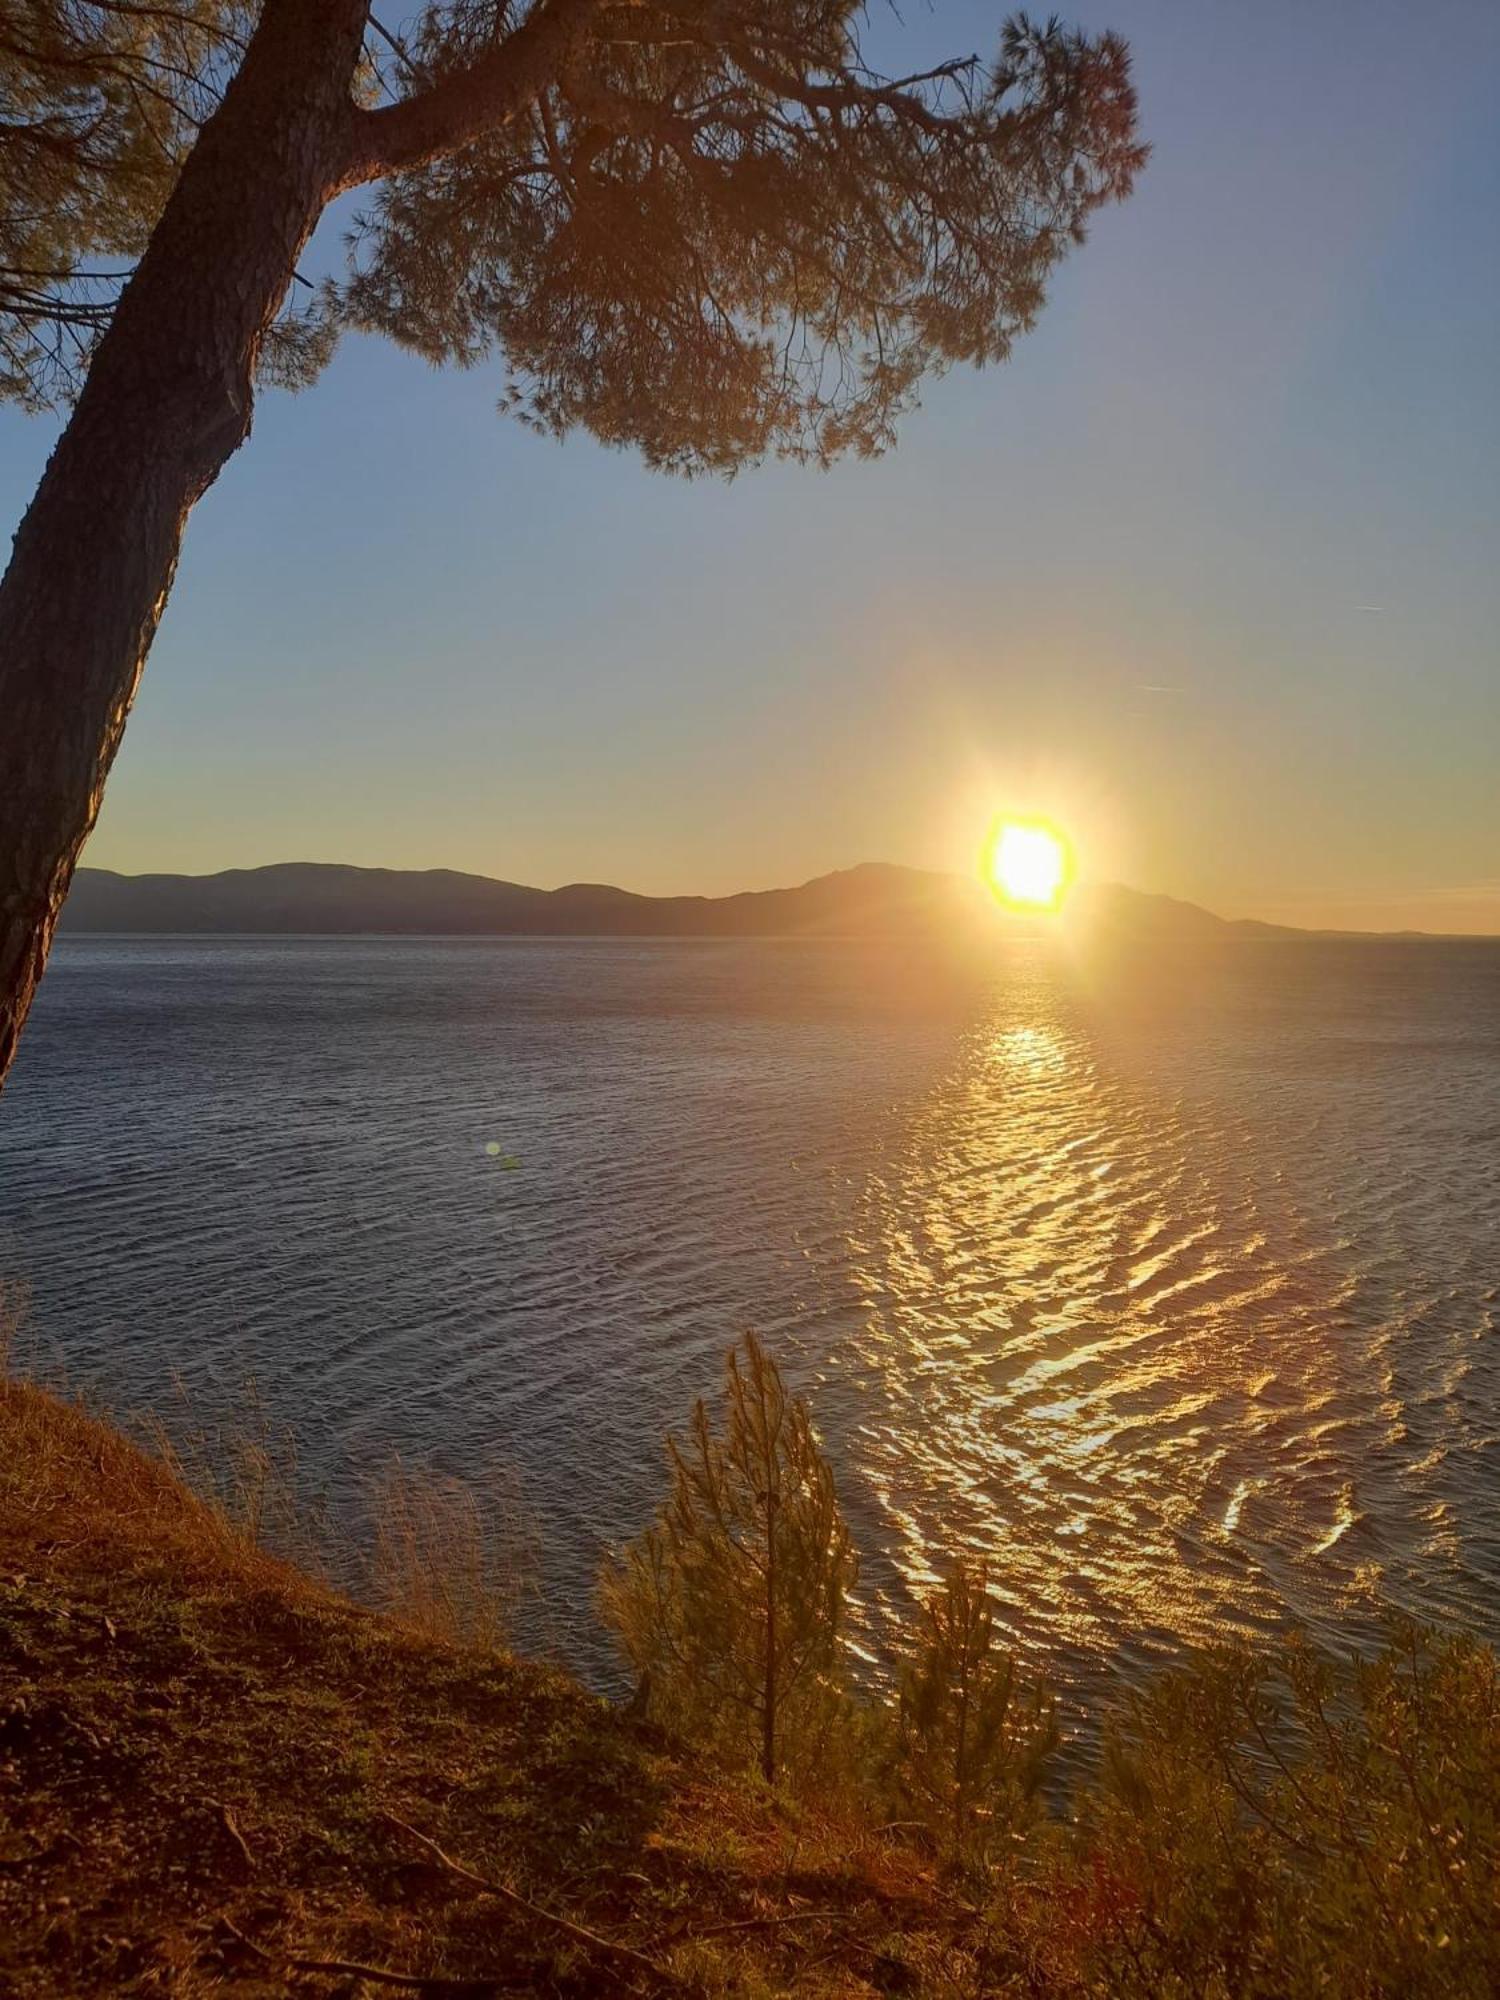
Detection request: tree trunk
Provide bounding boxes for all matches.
[0,0,371,1092]
[762,1484,777,1785]
[952,1660,969,1860]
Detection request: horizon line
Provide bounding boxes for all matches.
[66,857,1500,943]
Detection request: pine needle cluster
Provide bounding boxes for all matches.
[601,1332,857,1783]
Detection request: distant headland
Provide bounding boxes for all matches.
[57,861,1476,942]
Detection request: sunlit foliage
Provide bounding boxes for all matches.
[600,1331,857,1781]
[1046,1623,1500,1997]
[608,1337,1500,1993]
[346,5,1145,470]
[893,1556,1057,1868]
[3,1,1144,456]
[0,0,254,405]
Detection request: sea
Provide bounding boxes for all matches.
[2,932,1497,1712]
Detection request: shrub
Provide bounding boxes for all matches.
[893,1558,1057,1870]
[366,1452,530,1651]
[1053,1621,1500,1997]
[600,1333,857,1784]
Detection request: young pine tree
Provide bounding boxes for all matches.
[896,1558,1057,1868]
[601,1334,856,1785]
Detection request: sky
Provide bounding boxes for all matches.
[2,0,1498,931]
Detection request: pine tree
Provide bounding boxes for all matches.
[895,1558,1056,1866]
[0,1,1143,1090]
[0,3,260,410]
[601,1333,857,1784]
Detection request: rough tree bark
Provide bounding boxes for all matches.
[0,0,372,1088]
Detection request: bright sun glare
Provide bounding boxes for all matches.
[986,819,1072,913]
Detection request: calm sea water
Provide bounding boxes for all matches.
[2,934,1497,1705]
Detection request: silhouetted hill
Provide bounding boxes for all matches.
[62,860,993,938]
[1065,881,1299,940]
[60,861,1422,941]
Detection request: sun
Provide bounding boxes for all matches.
[984,818,1073,912]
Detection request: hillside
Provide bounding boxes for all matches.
[61,860,1304,940]
[0,1377,947,1999]
[61,860,987,939]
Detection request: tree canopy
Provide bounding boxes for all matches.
[3,0,1144,463]
[1,2,251,407]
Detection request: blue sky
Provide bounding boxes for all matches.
[3,0,1497,928]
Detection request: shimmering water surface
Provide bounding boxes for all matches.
[2,935,1497,1702]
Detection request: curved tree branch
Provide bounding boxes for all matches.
[340,0,606,186]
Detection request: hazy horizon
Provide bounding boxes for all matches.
[62,850,1500,937]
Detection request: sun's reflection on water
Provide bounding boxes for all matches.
[825,961,1390,1702]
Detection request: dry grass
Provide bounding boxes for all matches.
[0,1295,269,1576]
[366,1452,533,1650]
[0,1369,309,1601]
[0,1294,529,1649]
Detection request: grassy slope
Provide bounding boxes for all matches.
[0,1379,952,1999]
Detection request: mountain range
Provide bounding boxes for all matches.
[58,860,1323,940]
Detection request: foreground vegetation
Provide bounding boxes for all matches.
[2,1340,1496,1996]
